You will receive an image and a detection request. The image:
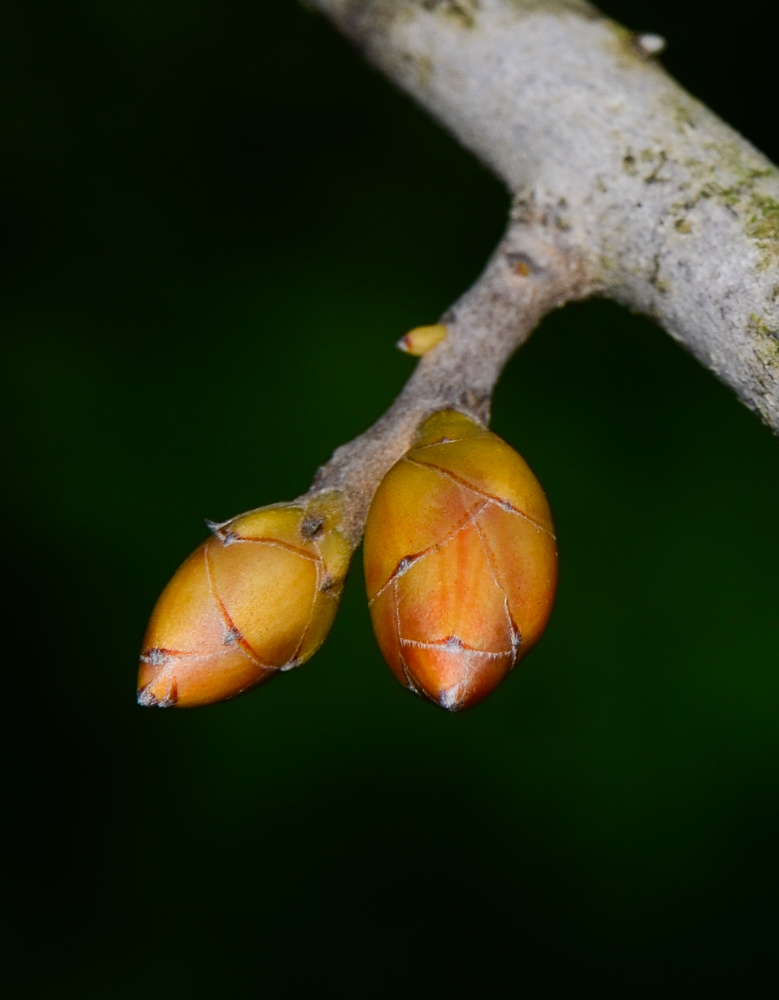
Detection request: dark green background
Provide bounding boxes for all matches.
[3,1,778,995]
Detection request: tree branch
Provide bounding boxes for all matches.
[144,1,779,706]
[306,0,779,444]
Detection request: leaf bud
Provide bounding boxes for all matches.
[396,324,448,356]
[138,493,351,708]
[364,410,557,711]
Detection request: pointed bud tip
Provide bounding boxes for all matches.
[437,684,466,712]
[137,680,178,708]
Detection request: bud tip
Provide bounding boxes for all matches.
[438,683,465,712]
[137,676,179,708]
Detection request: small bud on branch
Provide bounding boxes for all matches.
[397,324,448,356]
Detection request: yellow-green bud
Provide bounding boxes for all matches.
[138,494,351,708]
[396,324,448,357]
[364,410,557,711]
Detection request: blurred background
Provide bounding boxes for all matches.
[2,0,778,995]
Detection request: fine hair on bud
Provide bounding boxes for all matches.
[138,493,351,708]
[364,410,557,712]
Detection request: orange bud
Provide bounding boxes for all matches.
[364,410,557,711]
[138,493,351,708]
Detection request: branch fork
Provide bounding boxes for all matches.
[313,198,594,542]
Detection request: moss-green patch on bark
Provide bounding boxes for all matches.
[749,313,779,372]
[747,195,779,245]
